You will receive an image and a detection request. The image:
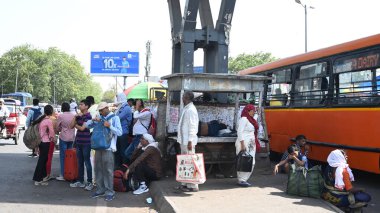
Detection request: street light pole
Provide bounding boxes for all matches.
[304,4,307,53]
[54,73,56,106]
[295,0,314,53]
[15,66,19,93]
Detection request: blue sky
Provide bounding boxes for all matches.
[1,0,380,92]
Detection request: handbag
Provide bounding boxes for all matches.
[236,151,253,172]
[91,114,115,150]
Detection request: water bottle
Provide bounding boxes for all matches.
[146,197,153,204]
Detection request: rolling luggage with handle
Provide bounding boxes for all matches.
[64,148,78,181]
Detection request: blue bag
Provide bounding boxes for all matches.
[91,114,115,150]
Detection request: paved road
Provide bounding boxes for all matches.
[0,131,156,213]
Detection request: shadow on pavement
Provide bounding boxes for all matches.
[0,152,153,209]
[151,168,340,213]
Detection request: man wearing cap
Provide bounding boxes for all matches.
[84,102,122,202]
[0,99,10,136]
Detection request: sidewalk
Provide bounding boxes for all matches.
[150,168,342,213]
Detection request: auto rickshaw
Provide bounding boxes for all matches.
[0,100,22,145]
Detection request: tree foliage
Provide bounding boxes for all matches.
[0,45,102,105]
[101,84,116,103]
[228,52,278,74]
[102,89,116,103]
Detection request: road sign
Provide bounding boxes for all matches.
[90,52,139,76]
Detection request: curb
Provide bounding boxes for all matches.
[150,181,178,213]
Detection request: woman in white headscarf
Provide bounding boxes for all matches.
[322,149,371,208]
[123,133,162,195]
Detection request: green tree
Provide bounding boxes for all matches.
[102,90,116,103]
[228,52,278,74]
[0,45,102,105]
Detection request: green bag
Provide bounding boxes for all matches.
[286,164,324,198]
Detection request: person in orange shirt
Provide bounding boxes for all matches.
[322,149,371,208]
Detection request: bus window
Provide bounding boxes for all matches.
[266,69,291,107]
[376,69,380,92]
[335,70,373,104]
[294,62,328,106]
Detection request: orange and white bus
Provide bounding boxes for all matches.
[239,34,380,174]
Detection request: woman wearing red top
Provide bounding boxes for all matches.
[32,105,56,186]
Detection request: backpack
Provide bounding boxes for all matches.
[113,164,140,192]
[29,108,42,126]
[23,123,42,149]
[140,109,156,137]
[147,113,157,136]
[113,169,127,192]
[91,114,115,150]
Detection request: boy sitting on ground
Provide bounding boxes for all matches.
[275,135,309,174]
[273,144,308,175]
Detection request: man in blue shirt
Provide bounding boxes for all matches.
[85,102,122,202]
[114,97,132,169]
[26,98,43,158]
[275,135,309,173]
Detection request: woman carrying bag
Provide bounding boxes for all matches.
[235,104,260,187]
[32,105,56,186]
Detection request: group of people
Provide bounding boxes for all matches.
[270,134,371,209]
[234,103,371,209]
[26,90,372,208]
[29,95,163,202]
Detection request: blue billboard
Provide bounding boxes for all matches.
[91,52,139,76]
[193,66,203,73]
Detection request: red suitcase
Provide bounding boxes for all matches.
[64,148,78,181]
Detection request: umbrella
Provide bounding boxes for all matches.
[123,83,138,97]
[124,82,166,101]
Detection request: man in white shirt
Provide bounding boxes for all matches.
[70,98,78,114]
[0,99,10,135]
[177,91,199,192]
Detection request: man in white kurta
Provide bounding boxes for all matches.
[177,91,199,191]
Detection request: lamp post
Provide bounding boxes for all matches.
[295,0,314,53]
[54,73,56,106]
[15,66,19,93]
[14,55,22,93]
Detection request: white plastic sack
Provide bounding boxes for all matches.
[176,153,206,184]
